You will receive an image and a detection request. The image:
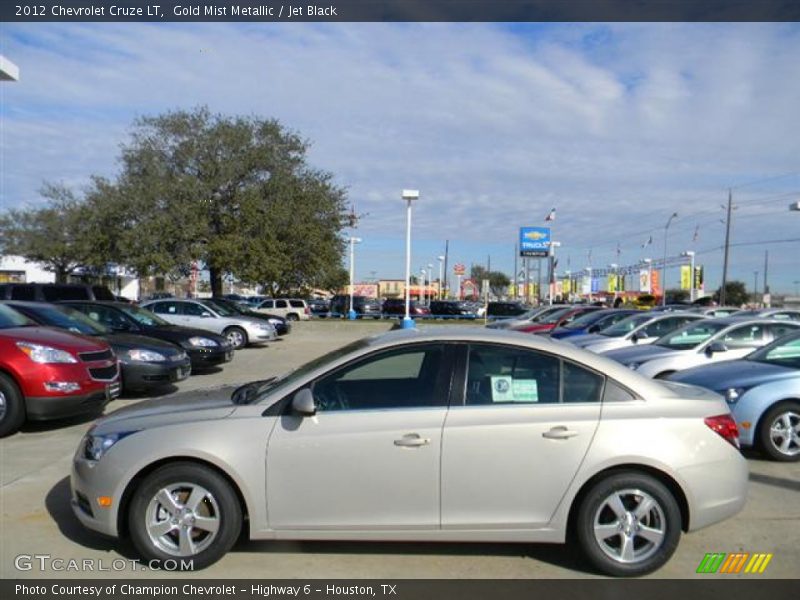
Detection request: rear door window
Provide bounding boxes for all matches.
[9,285,36,300]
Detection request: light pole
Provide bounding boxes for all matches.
[347,236,362,320]
[753,271,759,307]
[427,263,434,305]
[420,268,427,306]
[548,241,561,306]
[437,256,445,300]
[661,212,678,306]
[682,250,696,302]
[585,267,593,303]
[401,190,419,329]
[643,258,653,295]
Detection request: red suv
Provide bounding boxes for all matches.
[0,304,121,437]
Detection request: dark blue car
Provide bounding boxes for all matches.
[550,309,639,340]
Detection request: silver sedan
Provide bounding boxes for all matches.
[604,318,800,379]
[71,328,747,577]
[568,312,706,353]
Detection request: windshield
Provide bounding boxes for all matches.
[23,304,109,335]
[655,320,728,349]
[540,307,574,325]
[235,338,372,405]
[200,299,235,316]
[211,298,245,314]
[562,310,607,330]
[0,304,34,329]
[120,304,171,326]
[748,333,800,368]
[599,313,652,337]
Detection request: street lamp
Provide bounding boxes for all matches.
[420,268,427,306]
[347,236,362,320]
[753,270,759,307]
[682,250,696,302]
[661,212,678,306]
[401,190,419,329]
[585,267,593,303]
[437,256,445,300]
[427,263,433,305]
[548,241,561,306]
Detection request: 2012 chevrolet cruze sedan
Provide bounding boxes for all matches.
[71,328,747,576]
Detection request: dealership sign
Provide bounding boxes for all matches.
[519,227,551,257]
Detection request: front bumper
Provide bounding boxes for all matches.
[71,457,120,538]
[120,357,192,391]
[26,382,121,421]
[187,345,234,369]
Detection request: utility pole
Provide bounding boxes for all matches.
[720,190,733,305]
[443,240,449,299]
[513,244,518,300]
[763,250,769,305]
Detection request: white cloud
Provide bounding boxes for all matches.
[2,22,800,289]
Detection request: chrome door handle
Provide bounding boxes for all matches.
[394,433,430,447]
[542,426,579,440]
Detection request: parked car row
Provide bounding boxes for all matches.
[0,285,296,437]
[537,306,800,462]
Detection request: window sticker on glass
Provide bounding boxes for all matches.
[490,376,539,403]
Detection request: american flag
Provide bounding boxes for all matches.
[545,208,556,222]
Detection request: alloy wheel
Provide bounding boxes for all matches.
[0,390,6,421]
[592,488,667,565]
[144,483,221,557]
[768,410,800,458]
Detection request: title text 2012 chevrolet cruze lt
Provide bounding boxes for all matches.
[71,328,747,576]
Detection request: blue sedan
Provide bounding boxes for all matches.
[668,330,800,461]
[550,309,639,340]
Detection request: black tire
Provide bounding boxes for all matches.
[223,326,248,350]
[575,471,681,577]
[757,401,800,462]
[0,373,26,437]
[654,371,676,380]
[286,314,299,322]
[128,462,242,570]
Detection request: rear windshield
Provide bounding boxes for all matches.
[42,286,89,301]
[22,304,109,335]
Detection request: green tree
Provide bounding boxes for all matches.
[713,281,749,307]
[0,183,96,282]
[470,265,511,296]
[105,107,348,295]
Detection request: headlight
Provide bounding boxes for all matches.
[82,431,137,462]
[127,348,167,362]
[188,336,218,347]
[628,362,640,370]
[268,319,281,327]
[724,387,748,404]
[16,342,78,364]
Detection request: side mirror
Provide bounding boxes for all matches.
[631,331,641,344]
[706,341,728,356]
[201,312,213,318]
[291,388,316,416]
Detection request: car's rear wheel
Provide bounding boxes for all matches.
[576,472,681,577]
[758,401,800,461]
[128,462,242,570]
[0,373,25,437]
[223,327,247,349]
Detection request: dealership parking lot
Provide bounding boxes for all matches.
[1,321,798,579]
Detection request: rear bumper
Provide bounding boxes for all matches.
[26,383,120,421]
[121,358,192,391]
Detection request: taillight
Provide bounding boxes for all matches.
[704,414,740,449]
[305,306,310,315]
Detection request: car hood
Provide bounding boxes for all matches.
[93,390,236,434]
[0,326,108,352]
[568,333,608,347]
[603,344,680,365]
[105,332,185,355]
[668,359,797,391]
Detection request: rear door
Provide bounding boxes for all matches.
[441,343,602,529]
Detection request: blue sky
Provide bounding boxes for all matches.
[2,22,800,293]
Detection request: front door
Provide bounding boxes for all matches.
[266,343,453,530]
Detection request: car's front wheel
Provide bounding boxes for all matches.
[128,462,242,570]
[575,471,681,577]
[0,373,25,437]
[223,327,247,349]
[758,401,800,461]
